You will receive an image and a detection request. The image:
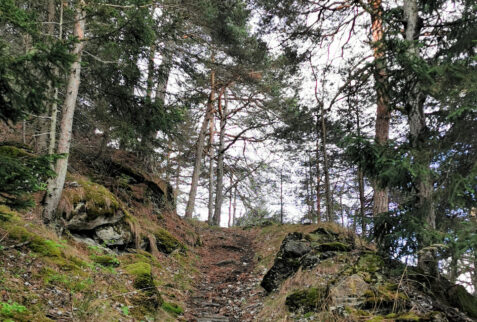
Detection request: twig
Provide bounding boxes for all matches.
[0,232,8,243]
[393,264,408,313]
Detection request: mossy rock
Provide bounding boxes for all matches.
[447,285,477,318]
[162,302,183,316]
[285,286,328,313]
[154,227,186,254]
[362,283,409,311]
[386,312,422,321]
[91,255,120,267]
[64,178,121,219]
[125,262,163,309]
[357,253,384,274]
[315,242,351,252]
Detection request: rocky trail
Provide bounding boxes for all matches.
[185,227,264,322]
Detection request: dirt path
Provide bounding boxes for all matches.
[185,227,264,322]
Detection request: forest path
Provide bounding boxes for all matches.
[184,226,264,321]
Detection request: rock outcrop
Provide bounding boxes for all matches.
[261,226,477,322]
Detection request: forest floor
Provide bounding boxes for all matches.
[184,226,264,322]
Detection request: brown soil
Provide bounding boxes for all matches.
[185,227,264,322]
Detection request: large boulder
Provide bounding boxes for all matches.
[59,176,133,248]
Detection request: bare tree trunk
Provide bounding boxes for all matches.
[37,0,57,153]
[320,103,332,222]
[354,102,367,235]
[213,91,227,226]
[228,175,232,227]
[403,0,436,275]
[315,137,321,223]
[368,0,390,217]
[165,137,172,182]
[232,185,237,226]
[43,0,85,225]
[308,153,315,219]
[49,1,64,155]
[340,189,344,227]
[175,150,181,198]
[280,169,284,224]
[207,114,215,224]
[184,65,215,218]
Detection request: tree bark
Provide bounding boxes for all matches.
[213,90,227,226]
[403,0,437,275]
[368,0,390,217]
[43,0,85,225]
[37,0,57,153]
[232,185,237,226]
[48,1,64,155]
[280,169,284,224]
[207,112,215,224]
[315,137,321,223]
[320,103,332,222]
[228,175,233,227]
[354,101,367,235]
[184,65,215,218]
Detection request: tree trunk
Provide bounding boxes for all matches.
[37,0,57,153]
[315,137,321,223]
[320,103,332,222]
[368,0,390,217]
[280,169,284,224]
[403,0,437,276]
[213,91,227,226]
[207,113,215,224]
[308,153,315,219]
[232,185,237,226]
[354,101,367,235]
[184,66,215,218]
[42,0,85,225]
[228,175,232,227]
[48,1,64,155]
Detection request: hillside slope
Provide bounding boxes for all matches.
[1,145,476,321]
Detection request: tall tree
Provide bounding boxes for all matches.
[368,0,391,218]
[42,0,85,225]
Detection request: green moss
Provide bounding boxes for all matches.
[41,268,92,292]
[366,317,384,322]
[91,255,120,267]
[125,262,151,276]
[154,227,186,254]
[390,312,421,321]
[0,205,17,222]
[448,285,477,318]
[285,287,328,312]
[29,238,63,257]
[0,301,29,320]
[362,283,408,309]
[64,177,121,219]
[357,253,384,273]
[125,262,156,290]
[161,302,183,315]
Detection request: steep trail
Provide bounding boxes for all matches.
[185,227,264,322]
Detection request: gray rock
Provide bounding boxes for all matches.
[329,274,369,308]
[66,210,125,231]
[95,223,132,246]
